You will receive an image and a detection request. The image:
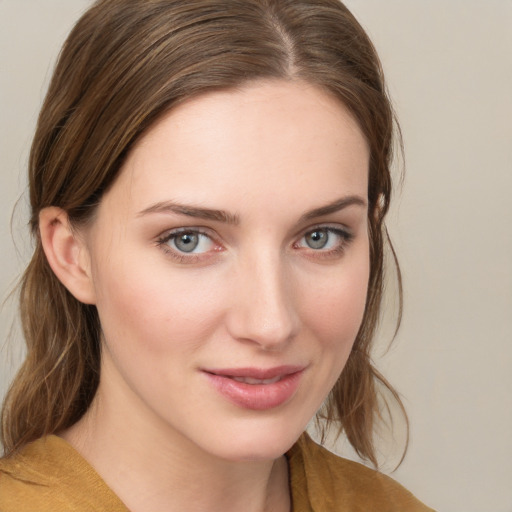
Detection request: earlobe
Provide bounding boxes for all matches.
[39,207,96,305]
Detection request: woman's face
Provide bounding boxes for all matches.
[82,80,370,461]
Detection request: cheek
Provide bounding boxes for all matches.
[300,254,370,365]
[291,253,370,419]
[91,256,223,356]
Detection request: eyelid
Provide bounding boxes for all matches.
[156,225,219,242]
[297,222,353,241]
[156,226,224,262]
[293,223,355,257]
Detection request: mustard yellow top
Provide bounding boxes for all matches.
[0,433,434,511]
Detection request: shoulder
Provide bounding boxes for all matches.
[287,433,435,512]
[0,436,128,512]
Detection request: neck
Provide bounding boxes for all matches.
[61,373,291,512]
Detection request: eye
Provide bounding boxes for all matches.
[173,232,203,253]
[303,229,331,250]
[300,228,348,250]
[157,228,218,258]
[294,226,354,258]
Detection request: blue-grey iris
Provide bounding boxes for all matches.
[175,233,199,252]
[306,230,328,249]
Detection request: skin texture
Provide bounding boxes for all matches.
[42,80,370,512]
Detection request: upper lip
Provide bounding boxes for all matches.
[203,365,306,380]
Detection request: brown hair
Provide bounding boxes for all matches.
[1,0,404,466]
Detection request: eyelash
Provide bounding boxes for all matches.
[155,225,354,264]
[156,228,219,264]
[293,226,354,260]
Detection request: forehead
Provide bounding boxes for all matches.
[104,80,369,217]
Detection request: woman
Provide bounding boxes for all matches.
[0,0,433,510]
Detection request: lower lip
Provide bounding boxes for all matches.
[203,370,304,410]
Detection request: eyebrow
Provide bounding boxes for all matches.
[137,200,240,225]
[299,195,367,222]
[137,195,366,225]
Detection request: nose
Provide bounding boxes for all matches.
[225,251,300,351]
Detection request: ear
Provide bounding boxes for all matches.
[39,207,96,305]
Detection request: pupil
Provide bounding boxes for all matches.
[175,233,199,252]
[307,230,328,249]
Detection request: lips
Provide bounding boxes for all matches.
[231,375,282,385]
[202,365,305,410]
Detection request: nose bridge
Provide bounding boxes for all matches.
[227,247,299,350]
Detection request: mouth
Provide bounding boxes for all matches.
[202,365,306,410]
[230,375,283,385]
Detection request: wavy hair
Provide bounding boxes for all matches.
[2,0,404,466]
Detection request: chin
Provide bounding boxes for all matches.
[200,416,308,463]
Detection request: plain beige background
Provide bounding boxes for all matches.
[1,1,511,511]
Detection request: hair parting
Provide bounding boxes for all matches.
[2,0,407,466]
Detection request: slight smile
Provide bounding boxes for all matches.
[202,366,307,411]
